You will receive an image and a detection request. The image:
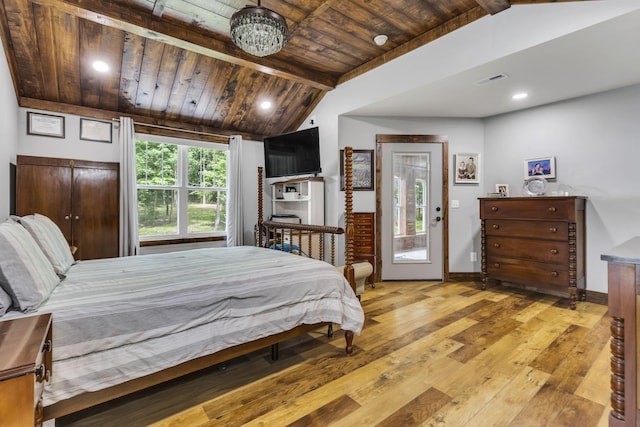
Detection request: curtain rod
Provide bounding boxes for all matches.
[112,118,231,140]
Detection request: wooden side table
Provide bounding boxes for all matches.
[0,313,52,427]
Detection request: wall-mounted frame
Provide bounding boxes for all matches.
[340,149,374,191]
[27,111,65,138]
[454,152,480,184]
[80,118,113,143]
[495,183,509,197]
[524,156,556,179]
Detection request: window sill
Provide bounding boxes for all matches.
[140,235,227,247]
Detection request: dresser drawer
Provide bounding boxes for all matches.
[481,198,579,221]
[486,257,568,287]
[484,219,568,240]
[353,213,374,224]
[486,236,569,264]
[0,313,52,426]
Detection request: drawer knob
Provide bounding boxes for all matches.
[491,206,499,212]
[549,227,557,233]
[550,249,558,255]
[492,224,500,230]
[494,263,500,268]
[35,364,50,383]
[493,243,500,248]
[551,271,558,277]
[548,207,557,212]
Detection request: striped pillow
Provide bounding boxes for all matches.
[0,220,60,312]
[19,213,75,277]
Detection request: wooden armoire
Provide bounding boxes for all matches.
[16,155,119,260]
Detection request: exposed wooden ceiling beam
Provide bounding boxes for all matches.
[19,97,265,142]
[475,0,511,15]
[37,0,336,91]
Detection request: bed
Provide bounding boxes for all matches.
[0,147,364,421]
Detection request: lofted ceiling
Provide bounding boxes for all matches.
[0,0,586,143]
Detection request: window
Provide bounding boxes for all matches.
[393,176,402,236]
[415,179,426,233]
[136,137,228,240]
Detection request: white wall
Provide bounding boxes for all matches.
[484,84,640,293]
[0,40,19,219]
[337,115,485,270]
[18,108,120,162]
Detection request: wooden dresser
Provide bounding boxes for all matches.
[353,212,375,286]
[602,237,640,427]
[0,314,52,426]
[479,196,587,309]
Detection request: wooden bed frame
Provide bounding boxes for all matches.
[43,147,359,421]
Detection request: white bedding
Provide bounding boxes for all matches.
[5,246,364,407]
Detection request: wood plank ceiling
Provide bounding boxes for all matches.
[0,0,577,142]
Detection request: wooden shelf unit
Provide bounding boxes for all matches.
[271,177,324,225]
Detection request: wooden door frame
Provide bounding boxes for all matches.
[375,135,449,282]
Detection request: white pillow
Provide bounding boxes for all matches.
[19,213,75,277]
[0,220,60,312]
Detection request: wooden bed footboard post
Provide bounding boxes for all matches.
[345,330,354,354]
[343,147,356,295]
[344,147,357,356]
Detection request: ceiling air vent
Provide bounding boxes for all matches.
[474,73,509,86]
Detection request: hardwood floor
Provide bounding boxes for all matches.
[57,281,612,427]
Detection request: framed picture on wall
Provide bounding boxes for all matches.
[80,118,113,143]
[454,153,480,184]
[524,156,556,179]
[340,149,374,191]
[27,112,65,138]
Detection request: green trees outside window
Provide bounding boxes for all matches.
[136,140,228,238]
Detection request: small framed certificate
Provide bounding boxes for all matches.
[27,112,65,138]
[80,118,113,143]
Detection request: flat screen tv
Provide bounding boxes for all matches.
[263,127,321,178]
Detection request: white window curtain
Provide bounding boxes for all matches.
[226,135,244,246]
[119,117,139,256]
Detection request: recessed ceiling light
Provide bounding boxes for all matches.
[512,92,528,100]
[92,60,109,72]
[260,100,272,109]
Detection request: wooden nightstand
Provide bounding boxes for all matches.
[0,313,52,427]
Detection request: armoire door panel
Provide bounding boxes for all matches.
[17,156,119,260]
[72,167,119,260]
[16,163,73,241]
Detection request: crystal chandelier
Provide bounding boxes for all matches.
[230,1,288,57]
